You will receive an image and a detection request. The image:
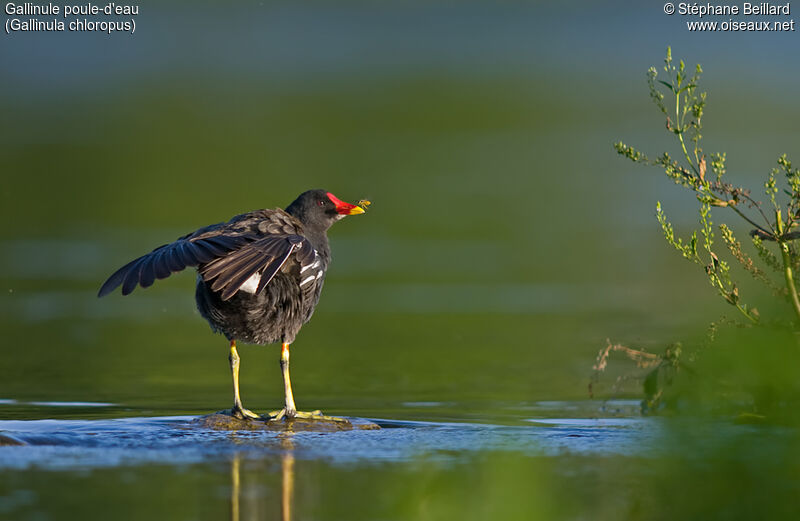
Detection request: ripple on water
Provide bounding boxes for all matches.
[0,414,660,471]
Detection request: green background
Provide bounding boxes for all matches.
[2,2,799,519]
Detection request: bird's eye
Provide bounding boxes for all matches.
[317,200,325,207]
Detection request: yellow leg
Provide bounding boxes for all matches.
[269,342,347,422]
[281,342,297,417]
[229,340,260,420]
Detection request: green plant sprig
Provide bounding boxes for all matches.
[616,47,800,324]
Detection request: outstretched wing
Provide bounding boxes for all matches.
[199,234,316,301]
[98,208,318,300]
[97,231,251,297]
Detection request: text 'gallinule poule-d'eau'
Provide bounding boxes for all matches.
[98,189,368,421]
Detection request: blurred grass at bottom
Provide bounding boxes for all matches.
[660,324,800,423]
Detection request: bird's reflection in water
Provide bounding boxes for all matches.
[229,432,296,521]
[231,452,242,521]
[280,435,295,521]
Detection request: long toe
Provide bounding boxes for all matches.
[231,406,262,420]
[268,408,348,423]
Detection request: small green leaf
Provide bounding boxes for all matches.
[658,80,675,93]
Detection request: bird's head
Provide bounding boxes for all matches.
[286,189,367,230]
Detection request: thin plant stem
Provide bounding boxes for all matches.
[776,209,800,322]
[675,90,699,176]
[730,205,771,236]
[734,297,759,323]
[740,193,776,230]
[779,244,800,322]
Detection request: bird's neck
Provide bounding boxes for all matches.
[303,228,331,259]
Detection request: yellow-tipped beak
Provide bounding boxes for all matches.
[328,192,370,216]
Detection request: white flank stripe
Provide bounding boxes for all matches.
[301,251,322,273]
[300,275,315,287]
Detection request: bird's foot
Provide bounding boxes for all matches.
[230,405,263,420]
[267,408,348,423]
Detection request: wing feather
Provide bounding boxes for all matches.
[98,257,139,297]
[121,258,145,296]
[200,235,310,301]
[188,242,216,264]
[181,241,201,267]
[98,209,312,299]
[207,250,264,293]
[219,254,278,301]
[164,248,185,273]
[255,243,299,295]
[140,255,158,288]
[152,250,172,280]
[98,233,251,297]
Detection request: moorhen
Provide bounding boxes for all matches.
[98,189,368,421]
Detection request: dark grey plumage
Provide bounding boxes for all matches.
[194,208,327,345]
[99,189,361,345]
